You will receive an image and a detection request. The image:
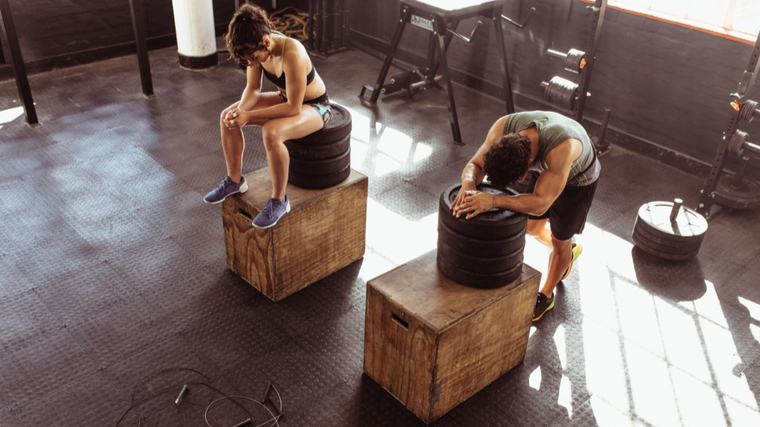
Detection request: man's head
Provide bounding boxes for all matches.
[482,132,532,189]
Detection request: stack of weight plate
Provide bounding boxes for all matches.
[437,183,528,288]
[632,200,708,261]
[286,103,352,189]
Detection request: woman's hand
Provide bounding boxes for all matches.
[224,109,247,130]
[453,191,494,219]
[451,181,477,218]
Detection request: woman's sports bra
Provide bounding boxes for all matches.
[261,37,316,89]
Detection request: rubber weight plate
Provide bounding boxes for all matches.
[297,104,352,144]
[438,183,527,241]
[632,231,700,261]
[289,147,351,175]
[635,201,708,242]
[437,252,522,289]
[286,134,351,160]
[632,222,703,250]
[288,164,351,189]
[437,239,524,274]
[713,174,760,210]
[437,220,526,258]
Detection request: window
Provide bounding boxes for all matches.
[600,0,760,43]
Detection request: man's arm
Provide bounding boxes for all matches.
[451,116,509,215]
[459,138,582,219]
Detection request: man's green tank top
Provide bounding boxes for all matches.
[504,111,600,187]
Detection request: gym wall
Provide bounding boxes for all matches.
[1,0,757,181]
[348,0,760,181]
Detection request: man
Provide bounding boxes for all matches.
[451,111,600,321]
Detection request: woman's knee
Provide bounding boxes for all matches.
[261,124,283,150]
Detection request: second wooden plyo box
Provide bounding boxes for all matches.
[222,167,368,301]
[364,250,541,424]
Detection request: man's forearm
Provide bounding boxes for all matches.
[495,193,551,217]
[462,163,484,187]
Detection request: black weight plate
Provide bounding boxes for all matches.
[437,240,524,274]
[632,227,703,255]
[713,174,760,210]
[288,164,351,189]
[632,232,699,261]
[295,104,352,144]
[289,147,351,176]
[437,252,522,289]
[438,183,528,241]
[636,201,708,240]
[438,220,526,258]
[286,134,351,160]
[632,221,704,249]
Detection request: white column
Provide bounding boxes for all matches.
[172,0,218,69]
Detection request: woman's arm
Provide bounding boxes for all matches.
[238,65,264,111]
[237,40,311,123]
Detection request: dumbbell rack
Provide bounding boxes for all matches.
[541,0,609,154]
[696,30,760,218]
[359,0,533,145]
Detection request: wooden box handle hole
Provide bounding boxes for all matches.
[391,313,409,330]
[239,209,252,221]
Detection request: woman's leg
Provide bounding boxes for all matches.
[219,93,285,183]
[260,106,325,201]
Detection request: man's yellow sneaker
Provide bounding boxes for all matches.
[561,243,583,280]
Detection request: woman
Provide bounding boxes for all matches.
[203,4,331,229]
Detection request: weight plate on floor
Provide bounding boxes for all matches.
[632,231,700,261]
[286,134,351,160]
[713,174,760,210]
[635,201,708,240]
[632,222,702,250]
[439,183,528,241]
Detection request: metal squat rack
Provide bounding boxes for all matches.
[696,30,760,218]
[540,0,610,155]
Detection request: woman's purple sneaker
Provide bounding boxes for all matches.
[203,176,248,204]
[252,195,290,229]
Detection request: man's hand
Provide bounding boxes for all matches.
[451,181,478,217]
[452,190,494,219]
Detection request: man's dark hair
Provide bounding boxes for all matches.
[225,4,276,67]
[482,132,532,189]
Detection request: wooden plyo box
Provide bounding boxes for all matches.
[222,168,368,301]
[364,250,541,424]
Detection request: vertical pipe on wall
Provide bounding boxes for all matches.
[129,0,154,97]
[172,0,218,69]
[0,0,38,126]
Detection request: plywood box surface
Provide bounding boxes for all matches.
[364,250,540,424]
[223,168,368,301]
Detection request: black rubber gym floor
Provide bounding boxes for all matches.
[1,43,760,427]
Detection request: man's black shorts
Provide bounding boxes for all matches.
[519,171,598,241]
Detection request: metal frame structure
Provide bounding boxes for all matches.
[129,0,154,97]
[696,30,760,218]
[359,0,531,145]
[0,0,38,126]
